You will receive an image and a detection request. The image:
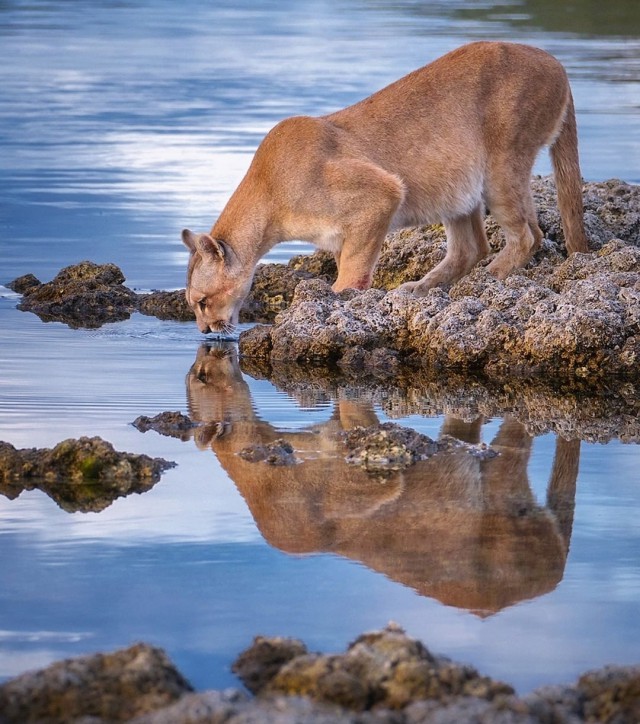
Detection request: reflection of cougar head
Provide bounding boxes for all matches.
[186,342,241,448]
[186,347,580,614]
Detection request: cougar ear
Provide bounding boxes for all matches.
[196,233,226,261]
[182,228,198,253]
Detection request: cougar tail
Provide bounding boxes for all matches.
[550,91,588,254]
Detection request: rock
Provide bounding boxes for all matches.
[1,627,638,723]
[6,272,41,295]
[341,422,440,474]
[132,411,198,441]
[11,261,139,329]
[232,636,308,694]
[0,643,193,723]
[239,263,313,323]
[0,436,175,513]
[138,290,194,322]
[341,423,497,476]
[238,439,298,465]
[576,665,640,724]
[239,238,640,380]
[9,178,640,337]
[131,691,359,724]
[241,625,514,711]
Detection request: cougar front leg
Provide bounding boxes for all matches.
[323,158,405,292]
[332,228,387,292]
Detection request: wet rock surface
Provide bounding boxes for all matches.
[1,626,637,723]
[7,178,640,341]
[0,436,175,512]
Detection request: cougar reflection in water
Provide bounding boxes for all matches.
[187,343,579,616]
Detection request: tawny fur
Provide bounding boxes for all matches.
[186,345,579,611]
[183,41,588,334]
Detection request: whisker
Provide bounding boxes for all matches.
[210,320,237,339]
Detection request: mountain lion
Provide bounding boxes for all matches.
[182,41,588,334]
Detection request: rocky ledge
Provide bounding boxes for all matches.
[7,178,640,358]
[0,625,637,723]
[0,436,175,513]
[239,236,640,380]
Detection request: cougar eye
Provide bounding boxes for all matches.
[198,298,207,311]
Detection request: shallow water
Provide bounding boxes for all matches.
[1,0,639,697]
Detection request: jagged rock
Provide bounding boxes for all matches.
[238,439,298,465]
[0,643,192,723]
[239,239,640,380]
[8,178,640,335]
[1,627,638,723]
[138,290,194,322]
[132,411,198,441]
[0,436,175,513]
[237,625,514,711]
[12,261,138,328]
[232,636,308,694]
[6,272,41,295]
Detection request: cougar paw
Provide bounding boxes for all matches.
[397,280,418,294]
[397,279,433,298]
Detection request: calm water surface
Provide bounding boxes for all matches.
[1,0,639,696]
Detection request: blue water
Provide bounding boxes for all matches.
[1,0,639,697]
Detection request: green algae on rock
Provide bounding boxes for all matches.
[0,436,175,513]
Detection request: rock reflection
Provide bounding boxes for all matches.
[186,343,579,616]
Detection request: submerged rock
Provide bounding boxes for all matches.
[2,626,637,723]
[238,439,298,465]
[342,422,497,476]
[132,411,198,441]
[0,436,175,512]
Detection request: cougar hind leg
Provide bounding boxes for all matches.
[399,203,489,296]
[485,161,542,279]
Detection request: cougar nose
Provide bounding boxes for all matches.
[199,323,211,334]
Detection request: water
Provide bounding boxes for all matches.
[1,0,639,697]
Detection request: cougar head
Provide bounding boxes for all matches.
[182,229,253,335]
